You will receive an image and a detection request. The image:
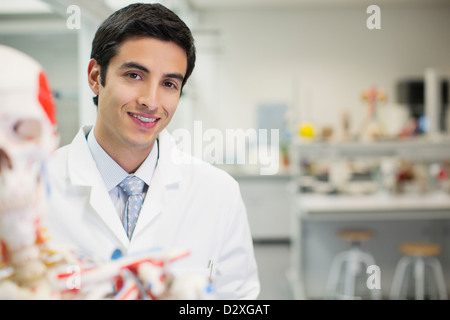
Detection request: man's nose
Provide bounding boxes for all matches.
[137,83,160,111]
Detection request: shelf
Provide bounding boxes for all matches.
[296,192,450,221]
[292,136,450,161]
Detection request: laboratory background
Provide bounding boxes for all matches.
[1,0,450,300]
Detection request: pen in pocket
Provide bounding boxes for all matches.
[207,259,214,282]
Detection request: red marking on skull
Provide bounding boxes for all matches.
[38,71,56,126]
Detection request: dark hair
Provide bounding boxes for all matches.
[90,3,196,106]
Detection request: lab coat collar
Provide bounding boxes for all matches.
[68,125,98,186]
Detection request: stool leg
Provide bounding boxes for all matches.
[413,257,425,300]
[343,250,360,299]
[427,257,448,300]
[390,256,411,300]
[326,251,349,299]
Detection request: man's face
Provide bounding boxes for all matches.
[91,36,187,153]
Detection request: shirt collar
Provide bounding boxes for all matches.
[87,127,158,191]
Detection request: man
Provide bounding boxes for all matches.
[46,3,260,299]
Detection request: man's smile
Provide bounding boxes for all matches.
[127,112,161,123]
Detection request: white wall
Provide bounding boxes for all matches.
[190,3,450,139]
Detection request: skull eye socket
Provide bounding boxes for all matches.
[13,119,42,142]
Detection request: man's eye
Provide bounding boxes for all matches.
[127,73,141,80]
[164,82,177,89]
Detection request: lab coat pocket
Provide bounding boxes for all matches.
[168,258,215,279]
[166,266,216,299]
[169,266,212,279]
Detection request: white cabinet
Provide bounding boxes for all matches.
[234,175,292,241]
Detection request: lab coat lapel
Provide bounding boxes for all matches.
[133,130,182,237]
[89,182,129,247]
[68,126,129,248]
[133,166,166,235]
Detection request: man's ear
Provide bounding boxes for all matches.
[87,58,101,95]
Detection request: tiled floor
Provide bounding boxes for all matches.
[253,242,293,300]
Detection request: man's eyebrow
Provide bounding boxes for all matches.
[164,72,185,83]
[119,61,149,73]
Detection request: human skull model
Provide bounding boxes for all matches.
[0,44,59,287]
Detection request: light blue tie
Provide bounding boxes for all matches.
[120,175,145,239]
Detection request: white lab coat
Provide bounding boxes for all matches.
[44,125,260,299]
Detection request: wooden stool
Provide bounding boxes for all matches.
[325,228,381,300]
[338,229,374,244]
[390,242,448,300]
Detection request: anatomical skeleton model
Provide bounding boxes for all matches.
[358,85,387,142]
[0,45,212,299]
